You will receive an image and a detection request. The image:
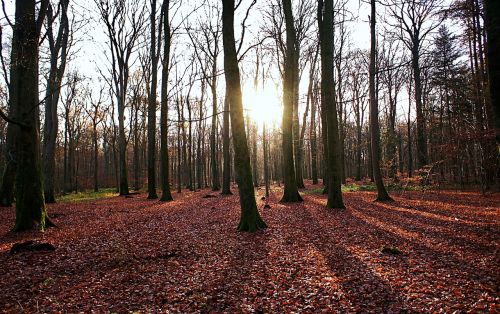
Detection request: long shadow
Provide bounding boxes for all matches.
[342,193,498,238]
[351,197,498,253]
[339,198,499,296]
[400,190,500,208]
[297,194,499,311]
[349,204,497,277]
[399,193,500,224]
[200,220,270,312]
[0,191,229,311]
[289,200,407,311]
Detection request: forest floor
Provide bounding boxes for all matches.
[0,182,498,313]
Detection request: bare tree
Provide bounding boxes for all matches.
[388,0,443,168]
[281,0,302,202]
[159,0,173,201]
[369,0,392,201]
[84,83,106,192]
[222,0,266,231]
[96,0,146,195]
[42,0,70,203]
[349,50,368,181]
[187,3,223,191]
[380,37,405,179]
[319,0,344,209]
[484,0,500,156]
[7,0,53,231]
[146,0,161,199]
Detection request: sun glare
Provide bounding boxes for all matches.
[243,84,282,127]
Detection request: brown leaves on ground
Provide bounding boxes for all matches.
[0,183,498,312]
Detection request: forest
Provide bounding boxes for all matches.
[0,0,498,312]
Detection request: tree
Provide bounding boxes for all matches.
[301,44,319,185]
[281,0,302,202]
[389,0,443,168]
[42,0,70,203]
[187,4,222,191]
[222,0,266,232]
[483,0,500,157]
[159,0,173,201]
[369,0,392,201]
[9,0,51,231]
[310,78,319,184]
[263,122,270,197]
[221,90,232,194]
[380,38,405,180]
[349,50,368,181]
[84,84,106,192]
[96,0,146,196]
[319,0,344,209]
[146,0,160,199]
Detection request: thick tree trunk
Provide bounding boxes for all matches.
[12,0,51,231]
[43,0,68,203]
[319,0,344,208]
[369,0,391,201]
[222,0,266,232]
[484,0,500,157]
[147,0,159,199]
[160,0,173,201]
[281,0,302,202]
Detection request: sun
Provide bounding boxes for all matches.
[243,83,282,127]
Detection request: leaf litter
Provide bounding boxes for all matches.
[0,184,498,312]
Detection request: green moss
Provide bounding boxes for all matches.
[57,188,118,202]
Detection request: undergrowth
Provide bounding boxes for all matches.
[57,188,119,202]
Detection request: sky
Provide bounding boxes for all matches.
[0,0,456,127]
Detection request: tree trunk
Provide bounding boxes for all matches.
[43,0,69,203]
[310,85,318,185]
[221,90,232,194]
[369,0,391,201]
[222,0,266,232]
[118,97,129,195]
[12,0,51,231]
[147,0,159,199]
[252,123,259,187]
[263,122,270,197]
[412,43,428,168]
[160,0,173,201]
[133,102,140,191]
[176,98,182,193]
[0,123,16,206]
[484,0,500,159]
[94,124,99,192]
[187,96,194,191]
[281,0,302,202]
[210,72,221,191]
[319,0,344,208]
